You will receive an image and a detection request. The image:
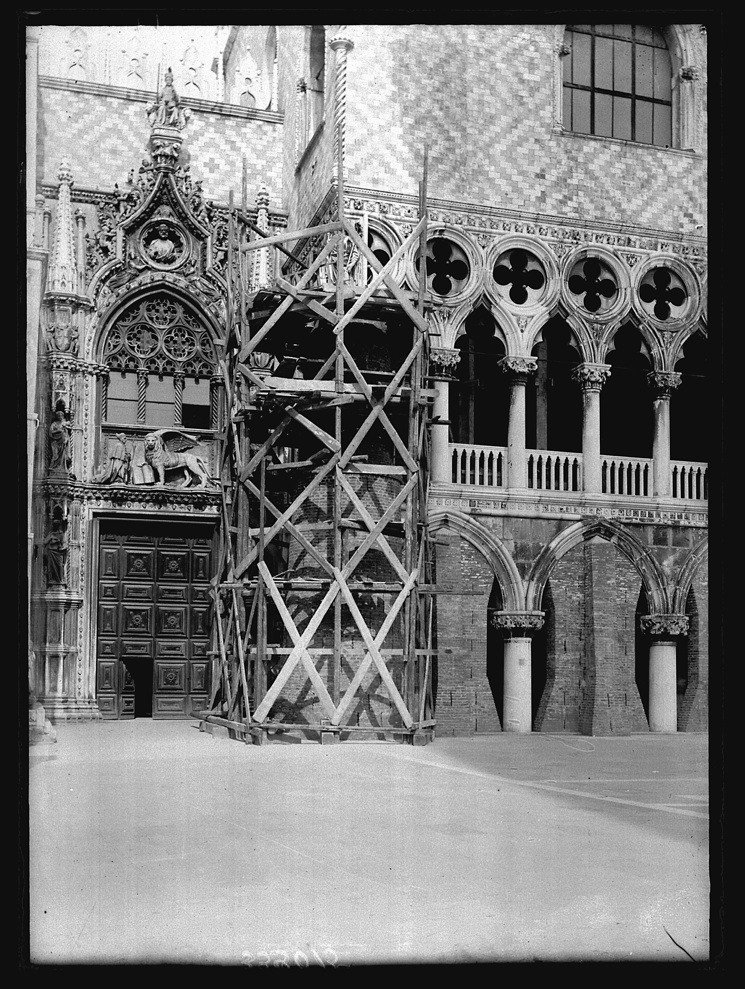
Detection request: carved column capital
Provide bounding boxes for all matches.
[639,614,690,638]
[647,371,682,397]
[680,65,699,81]
[572,362,611,391]
[490,611,545,635]
[329,35,355,54]
[429,347,461,375]
[499,356,538,381]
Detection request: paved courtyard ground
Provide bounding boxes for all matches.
[27,721,713,967]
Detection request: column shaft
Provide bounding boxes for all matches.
[431,383,450,483]
[503,636,532,733]
[648,640,678,732]
[582,385,602,493]
[507,377,528,489]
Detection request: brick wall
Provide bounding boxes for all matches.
[37,84,284,206]
[339,24,706,236]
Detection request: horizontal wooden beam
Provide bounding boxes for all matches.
[240,220,343,252]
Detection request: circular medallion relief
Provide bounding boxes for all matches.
[140,220,188,270]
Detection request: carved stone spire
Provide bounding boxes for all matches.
[47,162,77,295]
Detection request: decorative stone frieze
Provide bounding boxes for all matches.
[490,611,545,633]
[639,614,690,638]
[572,363,611,391]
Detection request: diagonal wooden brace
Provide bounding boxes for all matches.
[343,219,431,336]
[238,239,336,362]
[337,470,411,583]
[333,568,415,728]
[330,570,418,727]
[333,217,429,337]
[259,563,338,720]
[251,578,341,723]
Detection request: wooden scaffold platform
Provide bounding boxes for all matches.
[196,143,437,745]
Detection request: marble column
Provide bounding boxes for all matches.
[490,611,545,733]
[648,371,682,498]
[499,356,537,490]
[572,363,611,494]
[640,614,689,732]
[429,348,460,483]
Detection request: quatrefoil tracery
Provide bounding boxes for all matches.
[639,267,687,321]
[568,258,618,313]
[493,249,546,305]
[416,238,470,297]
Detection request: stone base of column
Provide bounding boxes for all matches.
[36,696,103,723]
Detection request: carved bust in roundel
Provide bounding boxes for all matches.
[140,219,188,270]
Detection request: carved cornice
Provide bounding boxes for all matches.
[647,371,682,397]
[572,363,612,390]
[38,76,284,124]
[639,614,690,638]
[342,186,708,255]
[499,356,538,379]
[490,611,545,633]
[38,479,221,511]
[41,355,109,375]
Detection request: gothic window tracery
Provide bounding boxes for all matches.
[102,295,217,429]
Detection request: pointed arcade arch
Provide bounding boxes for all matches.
[525,516,668,615]
[428,510,525,612]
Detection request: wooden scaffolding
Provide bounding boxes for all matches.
[198,154,437,745]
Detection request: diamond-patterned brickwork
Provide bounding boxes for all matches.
[341,25,706,235]
[39,87,284,206]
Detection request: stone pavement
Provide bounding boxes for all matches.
[27,721,713,966]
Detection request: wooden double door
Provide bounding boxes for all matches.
[96,520,214,719]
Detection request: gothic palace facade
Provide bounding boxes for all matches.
[25,23,708,735]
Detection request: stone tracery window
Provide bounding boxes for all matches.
[562,24,673,146]
[102,295,217,429]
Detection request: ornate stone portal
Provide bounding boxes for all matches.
[31,69,230,720]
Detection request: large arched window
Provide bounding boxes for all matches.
[563,24,672,146]
[102,295,217,430]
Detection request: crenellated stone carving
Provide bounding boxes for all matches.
[639,614,690,638]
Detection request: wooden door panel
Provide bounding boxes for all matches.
[121,639,153,658]
[157,605,188,636]
[155,661,186,691]
[124,549,155,579]
[190,607,210,638]
[122,583,154,602]
[158,551,188,581]
[97,661,117,692]
[156,639,188,658]
[100,548,119,579]
[157,585,188,603]
[154,696,187,716]
[98,582,119,601]
[98,604,118,635]
[97,523,214,719]
[190,662,209,693]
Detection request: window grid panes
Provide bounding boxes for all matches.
[563,24,672,146]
